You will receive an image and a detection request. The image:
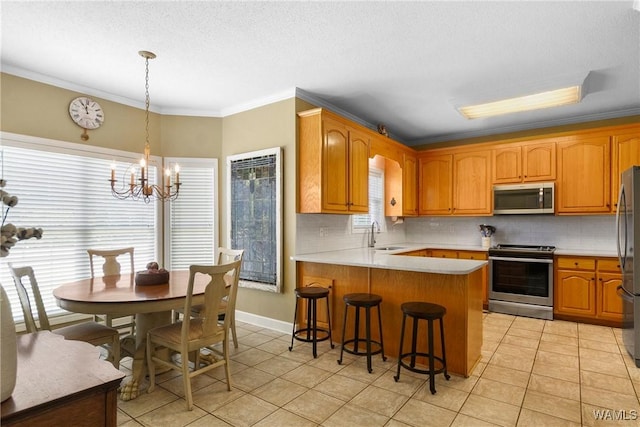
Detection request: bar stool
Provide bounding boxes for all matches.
[289,286,334,358]
[337,293,386,373]
[394,301,450,394]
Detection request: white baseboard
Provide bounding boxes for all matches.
[235,310,292,335]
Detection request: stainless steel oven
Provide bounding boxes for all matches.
[488,244,555,320]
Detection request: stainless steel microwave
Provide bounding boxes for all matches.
[493,183,554,215]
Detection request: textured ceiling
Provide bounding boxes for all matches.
[1,1,639,145]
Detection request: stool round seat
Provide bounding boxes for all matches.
[344,293,382,307]
[295,287,330,299]
[401,302,446,320]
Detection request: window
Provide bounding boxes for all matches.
[226,148,282,292]
[0,133,159,321]
[352,166,385,233]
[164,157,218,269]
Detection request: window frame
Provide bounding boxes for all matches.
[225,147,283,293]
[0,131,163,322]
[352,165,386,234]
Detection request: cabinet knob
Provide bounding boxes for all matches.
[574,262,579,266]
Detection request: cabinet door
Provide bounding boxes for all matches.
[597,272,623,321]
[557,137,611,213]
[403,154,418,216]
[523,142,556,182]
[612,132,640,210]
[554,270,596,316]
[419,154,453,215]
[430,249,458,258]
[322,117,349,212]
[492,146,522,184]
[453,150,492,215]
[348,127,370,213]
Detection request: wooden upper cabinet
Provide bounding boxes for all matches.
[298,108,369,213]
[523,142,556,182]
[556,136,611,214]
[419,150,491,216]
[492,146,521,183]
[453,150,492,215]
[419,153,453,215]
[492,141,555,184]
[322,117,349,211]
[402,153,418,216]
[347,126,370,212]
[612,131,640,209]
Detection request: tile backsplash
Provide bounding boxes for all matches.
[295,213,617,254]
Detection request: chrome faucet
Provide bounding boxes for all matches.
[368,221,379,247]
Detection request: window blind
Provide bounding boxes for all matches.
[352,167,385,230]
[0,138,158,321]
[165,158,218,269]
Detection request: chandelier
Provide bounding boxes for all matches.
[110,50,181,202]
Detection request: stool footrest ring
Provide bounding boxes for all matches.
[341,338,384,357]
[398,352,447,376]
[292,328,332,343]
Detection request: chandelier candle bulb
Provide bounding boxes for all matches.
[110,164,115,181]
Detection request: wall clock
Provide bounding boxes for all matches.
[69,96,104,141]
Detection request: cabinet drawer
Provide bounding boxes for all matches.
[597,258,621,272]
[458,251,487,260]
[556,257,596,270]
[430,249,457,258]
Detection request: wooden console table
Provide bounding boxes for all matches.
[1,331,124,426]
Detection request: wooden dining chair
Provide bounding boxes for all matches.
[173,247,244,348]
[216,248,244,348]
[8,263,121,368]
[87,247,136,335]
[147,260,242,410]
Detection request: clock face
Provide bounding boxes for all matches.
[69,97,104,130]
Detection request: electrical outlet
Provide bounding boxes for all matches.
[319,227,329,237]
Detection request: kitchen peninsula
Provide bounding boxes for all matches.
[292,246,486,377]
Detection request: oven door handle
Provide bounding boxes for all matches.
[488,256,553,264]
[617,285,634,303]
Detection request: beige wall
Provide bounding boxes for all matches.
[0,73,222,158]
[1,73,299,323]
[220,99,298,322]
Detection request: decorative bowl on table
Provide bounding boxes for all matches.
[135,262,170,286]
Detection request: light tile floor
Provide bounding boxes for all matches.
[116,313,640,426]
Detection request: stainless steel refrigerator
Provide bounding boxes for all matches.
[617,165,640,367]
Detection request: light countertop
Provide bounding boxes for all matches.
[291,243,619,275]
[291,246,486,275]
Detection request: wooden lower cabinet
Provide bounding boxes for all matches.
[554,256,622,326]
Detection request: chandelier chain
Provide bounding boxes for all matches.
[109,50,181,202]
[144,56,150,148]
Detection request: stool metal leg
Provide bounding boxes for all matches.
[394,312,407,382]
[439,317,450,380]
[353,306,361,354]
[365,306,372,373]
[288,295,300,352]
[377,304,386,361]
[410,316,418,368]
[325,295,334,349]
[337,303,348,365]
[305,297,312,341]
[311,298,318,358]
[428,318,436,394]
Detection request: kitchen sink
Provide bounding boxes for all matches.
[374,246,405,251]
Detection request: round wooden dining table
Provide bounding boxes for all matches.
[53,270,210,401]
